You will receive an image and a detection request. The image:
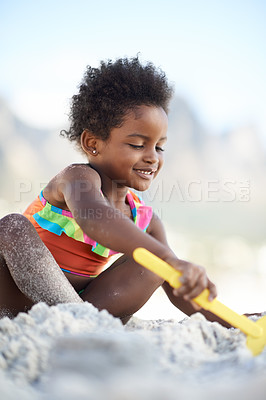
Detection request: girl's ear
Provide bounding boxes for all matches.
[81,130,99,156]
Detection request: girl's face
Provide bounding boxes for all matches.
[92,105,168,191]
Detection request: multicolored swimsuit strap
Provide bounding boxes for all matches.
[33,189,153,258]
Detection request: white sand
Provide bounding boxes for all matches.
[0,302,265,400]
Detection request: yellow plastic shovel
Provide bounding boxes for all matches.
[133,247,266,356]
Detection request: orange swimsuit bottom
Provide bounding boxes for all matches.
[23,190,153,278]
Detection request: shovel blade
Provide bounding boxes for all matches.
[246,316,266,356]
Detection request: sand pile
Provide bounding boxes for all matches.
[0,302,265,400]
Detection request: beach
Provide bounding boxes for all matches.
[0,302,265,400]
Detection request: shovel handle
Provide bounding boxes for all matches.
[133,248,262,338]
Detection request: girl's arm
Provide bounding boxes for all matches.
[52,165,215,301]
[56,165,170,259]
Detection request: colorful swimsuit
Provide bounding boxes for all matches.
[23,189,153,278]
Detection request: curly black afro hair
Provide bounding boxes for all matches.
[61,56,173,146]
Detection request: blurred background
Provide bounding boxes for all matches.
[0,0,265,319]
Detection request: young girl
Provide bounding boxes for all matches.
[0,57,218,323]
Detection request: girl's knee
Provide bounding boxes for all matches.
[0,213,32,242]
[0,213,29,228]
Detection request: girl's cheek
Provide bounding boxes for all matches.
[159,157,164,168]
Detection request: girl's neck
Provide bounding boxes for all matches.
[89,163,128,205]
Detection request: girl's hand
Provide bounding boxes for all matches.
[164,256,217,309]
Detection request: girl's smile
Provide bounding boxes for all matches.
[133,167,158,180]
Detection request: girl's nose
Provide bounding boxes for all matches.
[143,148,159,164]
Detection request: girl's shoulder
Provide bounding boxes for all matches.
[61,163,100,179]
[53,163,101,187]
[43,163,101,209]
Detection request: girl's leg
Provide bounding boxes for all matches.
[81,256,232,326]
[80,254,164,324]
[0,253,34,318]
[0,214,82,318]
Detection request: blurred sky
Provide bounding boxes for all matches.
[0,0,266,135]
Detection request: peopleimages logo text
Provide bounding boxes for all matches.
[14,179,251,203]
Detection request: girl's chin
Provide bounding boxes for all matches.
[132,181,152,191]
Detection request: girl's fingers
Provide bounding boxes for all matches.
[183,272,208,301]
[178,261,196,281]
[207,279,217,301]
[181,265,198,287]
[171,260,218,304]
[184,277,217,302]
[176,263,204,297]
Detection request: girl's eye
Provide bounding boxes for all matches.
[129,144,144,149]
[128,144,165,152]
